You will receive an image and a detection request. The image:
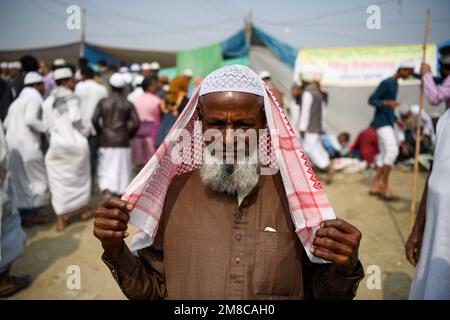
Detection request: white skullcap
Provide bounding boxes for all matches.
[53,58,66,66]
[398,104,411,116]
[53,67,73,80]
[24,72,44,85]
[119,66,129,73]
[200,64,265,97]
[109,73,126,88]
[300,71,322,83]
[141,62,151,71]
[399,59,415,69]
[132,74,144,87]
[130,63,141,72]
[149,62,160,70]
[1,62,7,69]
[183,69,193,77]
[8,61,22,70]
[411,105,420,114]
[259,70,271,79]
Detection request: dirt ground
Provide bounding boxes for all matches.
[3,166,427,300]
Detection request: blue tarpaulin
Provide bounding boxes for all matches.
[84,43,119,66]
[220,25,298,69]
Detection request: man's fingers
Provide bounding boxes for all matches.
[405,241,418,267]
[93,228,128,240]
[313,236,353,256]
[95,207,130,223]
[310,246,348,265]
[94,217,128,231]
[315,227,356,247]
[103,197,133,212]
[321,219,361,237]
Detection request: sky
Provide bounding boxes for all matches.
[0,0,449,51]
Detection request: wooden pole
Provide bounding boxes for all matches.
[409,9,431,229]
[79,8,87,57]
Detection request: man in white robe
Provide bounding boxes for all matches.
[406,48,450,299]
[297,72,330,173]
[75,66,108,185]
[43,68,92,231]
[0,121,30,297]
[92,73,140,199]
[4,72,50,227]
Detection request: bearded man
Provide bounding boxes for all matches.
[94,65,364,300]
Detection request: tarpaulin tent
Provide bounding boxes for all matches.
[0,42,176,68]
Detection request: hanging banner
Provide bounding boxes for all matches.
[294,44,437,87]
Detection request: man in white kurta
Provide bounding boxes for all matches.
[407,49,450,299]
[408,109,450,299]
[297,72,330,171]
[0,121,30,297]
[75,67,108,184]
[4,72,49,226]
[43,68,91,231]
[74,67,108,138]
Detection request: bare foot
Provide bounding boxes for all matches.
[55,216,66,232]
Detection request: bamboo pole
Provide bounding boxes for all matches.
[409,9,431,229]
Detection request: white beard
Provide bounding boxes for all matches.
[199,149,260,196]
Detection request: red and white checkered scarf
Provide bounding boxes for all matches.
[122,65,335,263]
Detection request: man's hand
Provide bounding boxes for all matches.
[383,100,399,109]
[93,197,133,257]
[420,62,431,75]
[311,218,362,276]
[396,120,405,130]
[405,227,424,267]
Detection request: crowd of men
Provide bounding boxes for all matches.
[0,55,195,296]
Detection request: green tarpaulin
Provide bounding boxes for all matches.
[176,43,223,77]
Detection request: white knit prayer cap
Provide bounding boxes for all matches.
[8,61,22,70]
[119,66,129,73]
[130,63,141,73]
[300,65,322,83]
[141,62,151,70]
[398,104,411,116]
[199,64,265,97]
[1,62,8,69]
[53,67,73,80]
[53,58,66,67]
[150,62,160,70]
[24,72,44,85]
[183,69,193,77]
[399,59,415,69]
[109,72,126,88]
[259,70,271,79]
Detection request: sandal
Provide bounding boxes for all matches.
[0,275,32,298]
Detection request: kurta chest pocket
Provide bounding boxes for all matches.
[251,231,302,297]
